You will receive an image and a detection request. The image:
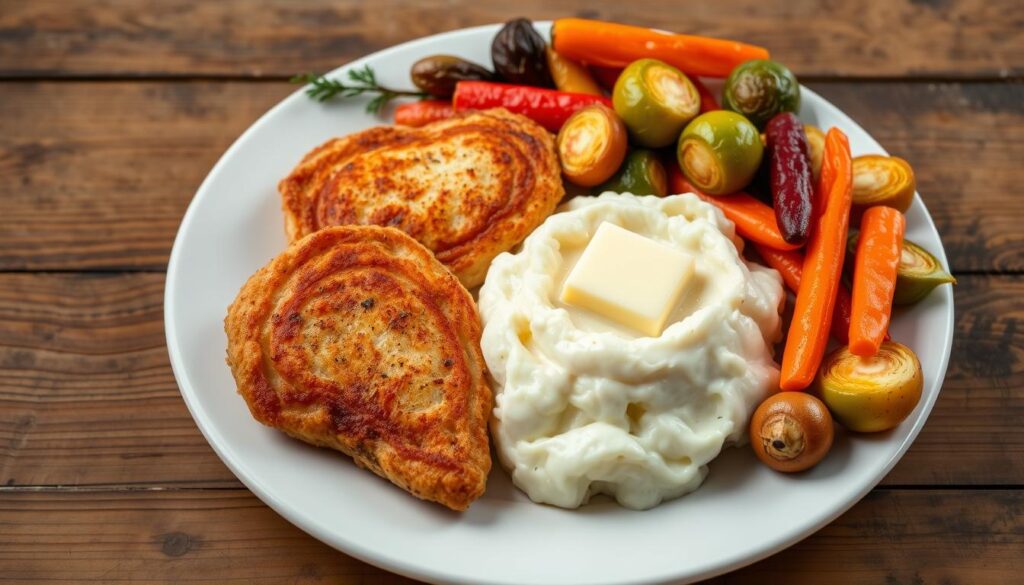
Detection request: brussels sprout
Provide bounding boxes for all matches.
[612,58,700,148]
[596,150,668,196]
[677,111,763,195]
[722,59,800,129]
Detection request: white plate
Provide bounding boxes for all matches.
[165,22,954,585]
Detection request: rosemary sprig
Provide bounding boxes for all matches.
[291,65,429,114]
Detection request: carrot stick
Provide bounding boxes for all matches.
[849,206,906,356]
[393,100,454,127]
[669,166,800,251]
[754,244,857,345]
[552,18,770,79]
[691,77,721,113]
[780,128,853,391]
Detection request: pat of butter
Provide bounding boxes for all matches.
[560,222,693,337]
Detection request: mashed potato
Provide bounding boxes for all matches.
[478,192,784,510]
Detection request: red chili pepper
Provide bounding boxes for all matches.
[691,77,720,113]
[765,112,814,245]
[452,81,612,132]
[393,100,455,127]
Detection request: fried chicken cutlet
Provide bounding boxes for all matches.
[224,226,492,510]
[278,108,564,288]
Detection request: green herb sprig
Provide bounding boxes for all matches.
[291,65,429,114]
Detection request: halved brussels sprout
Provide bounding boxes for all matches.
[557,104,628,187]
[677,110,763,195]
[851,155,916,222]
[815,341,923,433]
[722,59,800,129]
[596,150,668,196]
[848,233,956,305]
[612,59,700,148]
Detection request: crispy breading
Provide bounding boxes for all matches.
[278,108,564,288]
[224,226,491,511]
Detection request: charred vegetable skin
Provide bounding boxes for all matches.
[557,105,628,187]
[452,81,611,132]
[492,18,553,87]
[678,111,763,195]
[816,341,923,433]
[722,59,800,129]
[597,150,667,196]
[848,233,956,305]
[765,113,814,245]
[410,55,495,98]
[613,59,700,148]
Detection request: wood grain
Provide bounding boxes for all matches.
[0,0,1021,79]
[0,272,1020,488]
[0,488,1019,584]
[0,80,1020,273]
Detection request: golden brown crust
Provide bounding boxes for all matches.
[224,226,492,511]
[278,108,564,288]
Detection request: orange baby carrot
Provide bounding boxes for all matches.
[754,244,856,345]
[780,128,853,391]
[849,206,906,356]
[669,167,800,251]
[552,18,770,79]
[393,100,454,127]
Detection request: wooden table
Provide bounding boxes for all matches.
[1,1,1021,583]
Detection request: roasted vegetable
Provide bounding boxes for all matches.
[780,128,853,392]
[546,48,602,96]
[670,168,799,250]
[749,392,834,473]
[597,150,667,196]
[551,18,771,79]
[691,76,721,113]
[848,233,956,306]
[393,100,455,127]
[452,81,611,132]
[410,55,495,98]
[590,65,623,91]
[677,110,763,195]
[803,124,826,182]
[557,105,628,187]
[754,244,856,344]
[816,341,923,433]
[722,59,800,129]
[852,155,916,222]
[765,112,814,245]
[849,207,906,357]
[491,18,553,87]
[612,59,700,148]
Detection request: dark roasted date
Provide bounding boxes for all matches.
[410,55,495,98]
[491,18,554,87]
[765,112,814,245]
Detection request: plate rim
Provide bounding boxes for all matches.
[164,21,955,585]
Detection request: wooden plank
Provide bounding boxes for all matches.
[0,0,1021,79]
[0,80,1020,273]
[0,488,1020,584]
[0,272,1020,488]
